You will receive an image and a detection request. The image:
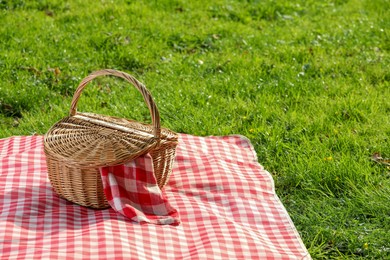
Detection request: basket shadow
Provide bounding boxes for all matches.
[1,183,132,234]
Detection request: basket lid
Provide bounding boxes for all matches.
[44,112,160,168]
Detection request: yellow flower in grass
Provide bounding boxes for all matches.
[324,156,333,161]
[363,243,369,249]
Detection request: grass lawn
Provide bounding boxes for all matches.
[1,0,389,258]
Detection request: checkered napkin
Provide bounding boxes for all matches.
[99,155,180,225]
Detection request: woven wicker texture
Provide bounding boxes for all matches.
[44,69,178,209]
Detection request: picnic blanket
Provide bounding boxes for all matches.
[0,134,311,259]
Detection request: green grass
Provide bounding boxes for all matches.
[1,0,389,258]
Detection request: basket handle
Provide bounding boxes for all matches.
[69,69,161,139]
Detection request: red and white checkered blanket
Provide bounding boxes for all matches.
[0,134,311,259]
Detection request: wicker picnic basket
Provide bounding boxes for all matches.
[44,69,178,209]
